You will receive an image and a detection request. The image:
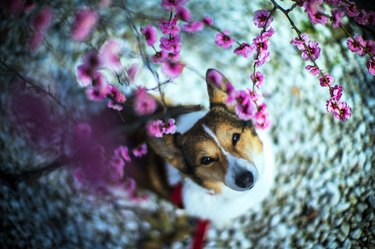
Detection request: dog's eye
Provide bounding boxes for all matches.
[232,133,241,146]
[200,156,214,165]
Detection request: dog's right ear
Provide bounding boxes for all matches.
[147,133,186,171]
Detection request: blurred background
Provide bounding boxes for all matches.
[0,0,374,248]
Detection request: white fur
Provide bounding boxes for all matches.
[167,111,275,228]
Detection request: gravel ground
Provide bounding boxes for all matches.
[1,0,374,248]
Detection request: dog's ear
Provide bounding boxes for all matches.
[147,133,186,171]
[205,68,234,109]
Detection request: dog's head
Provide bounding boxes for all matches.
[148,69,264,193]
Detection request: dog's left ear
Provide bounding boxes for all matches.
[205,68,234,109]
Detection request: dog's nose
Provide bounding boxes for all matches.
[235,171,254,189]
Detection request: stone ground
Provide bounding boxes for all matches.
[1,0,374,248]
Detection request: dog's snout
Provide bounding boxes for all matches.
[235,171,254,189]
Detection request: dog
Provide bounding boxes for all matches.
[146,69,275,228]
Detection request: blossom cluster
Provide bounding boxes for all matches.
[346,34,375,75]
[291,33,351,121]
[213,9,274,129]
[141,0,213,78]
[147,118,177,137]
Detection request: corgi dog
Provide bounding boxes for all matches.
[146,69,275,228]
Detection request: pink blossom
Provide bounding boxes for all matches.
[253,35,270,52]
[206,69,223,88]
[291,33,309,50]
[344,1,359,17]
[71,8,98,41]
[255,50,270,67]
[250,71,265,88]
[319,73,334,87]
[347,35,366,56]
[114,145,131,162]
[107,85,126,103]
[29,32,44,52]
[162,60,184,78]
[309,11,329,24]
[147,120,164,137]
[215,30,234,49]
[107,100,123,111]
[367,57,375,75]
[151,50,168,64]
[182,21,204,33]
[365,40,375,55]
[326,98,336,113]
[132,143,148,157]
[160,35,182,53]
[335,101,352,121]
[86,83,108,102]
[141,24,158,46]
[354,9,369,25]
[331,9,345,28]
[202,16,213,26]
[235,101,254,121]
[325,0,342,6]
[99,39,122,71]
[305,65,320,76]
[176,6,191,21]
[234,43,255,58]
[248,89,264,105]
[161,0,187,10]
[31,7,53,33]
[110,155,125,179]
[331,85,343,101]
[253,9,273,28]
[262,27,276,38]
[254,103,271,129]
[134,87,157,115]
[163,118,177,134]
[159,17,180,36]
[126,64,138,83]
[301,41,321,61]
[167,51,180,61]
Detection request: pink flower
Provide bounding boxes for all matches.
[147,120,164,137]
[31,7,53,33]
[107,85,126,103]
[159,17,180,36]
[176,6,191,21]
[161,0,187,10]
[202,16,213,26]
[255,50,270,67]
[114,145,131,162]
[253,9,273,28]
[134,87,157,115]
[331,9,345,28]
[344,1,359,17]
[162,60,184,78]
[354,10,369,25]
[319,73,334,87]
[86,84,108,102]
[160,35,182,53]
[262,27,276,38]
[235,101,254,121]
[71,8,98,41]
[253,35,270,52]
[309,11,329,24]
[301,41,321,61]
[291,33,309,50]
[254,103,271,129]
[110,155,125,179]
[99,39,122,71]
[141,24,158,46]
[215,30,234,49]
[234,43,255,58]
[367,57,375,75]
[132,143,148,157]
[305,65,320,76]
[250,71,265,88]
[347,35,366,56]
[325,0,341,6]
[107,100,123,111]
[29,32,44,52]
[151,50,168,64]
[127,64,139,82]
[167,51,180,61]
[335,101,352,121]
[331,85,343,101]
[326,98,336,113]
[365,40,375,55]
[162,118,177,134]
[182,21,204,33]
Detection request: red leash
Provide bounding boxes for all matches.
[170,183,210,249]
